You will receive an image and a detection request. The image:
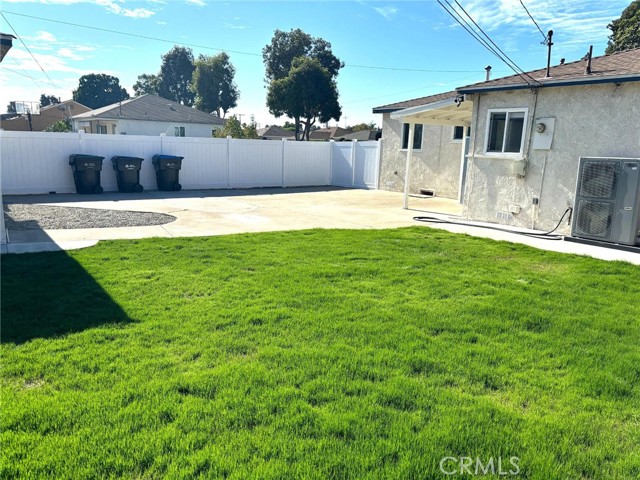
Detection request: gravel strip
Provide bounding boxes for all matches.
[3,204,176,230]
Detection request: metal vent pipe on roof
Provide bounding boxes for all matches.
[585,45,593,74]
[485,65,491,81]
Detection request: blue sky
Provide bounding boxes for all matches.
[0,0,630,128]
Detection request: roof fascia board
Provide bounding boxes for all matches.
[390,97,459,120]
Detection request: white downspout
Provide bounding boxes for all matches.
[402,122,415,209]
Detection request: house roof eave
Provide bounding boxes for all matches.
[458,73,640,94]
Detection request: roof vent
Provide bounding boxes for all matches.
[585,45,593,75]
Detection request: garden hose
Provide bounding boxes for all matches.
[413,207,573,241]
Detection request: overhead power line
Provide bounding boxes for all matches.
[437,0,540,87]
[1,11,57,87]
[519,0,547,42]
[2,10,494,75]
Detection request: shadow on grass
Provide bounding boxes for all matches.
[1,249,132,344]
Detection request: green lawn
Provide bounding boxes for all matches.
[2,228,639,479]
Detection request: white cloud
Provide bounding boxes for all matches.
[373,6,397,20]
[27,31,57,43]
[440,0,626,58]
[96,0,155,18]
[3,0,157,18]
[58,47,84,60]
[224,23,247,30]
[186,0,206,6]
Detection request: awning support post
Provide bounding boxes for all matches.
[403,122,415,209]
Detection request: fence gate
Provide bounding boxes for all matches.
[331,140,380,189]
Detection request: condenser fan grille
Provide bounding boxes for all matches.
[578,161,619,198]
[574,200,614,238]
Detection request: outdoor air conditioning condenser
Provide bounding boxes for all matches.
[571,157,640,246]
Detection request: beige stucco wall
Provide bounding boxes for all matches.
[378,113,463,199]
[464,82,640,233]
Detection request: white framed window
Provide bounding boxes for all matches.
[452,126,470,142]
[485,108,528,154]
[174,126,185,137]
[97,125,107,134]
[401,123,423,150]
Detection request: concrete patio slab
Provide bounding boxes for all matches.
[2,187,639,265]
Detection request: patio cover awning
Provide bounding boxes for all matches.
[390,94,472,126]
[390,94,472,209]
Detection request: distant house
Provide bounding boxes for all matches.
[374,47,640,235]
[337,129,382,141]
[71,94,225,137]
[1,100,91,132]
[309,126,350,141]
[257,125,295,140]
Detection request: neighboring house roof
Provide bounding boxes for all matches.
[458,47,640,93]
[309,126,350,141]
[258,125,294,139]
[338,129,382,141]
[72,94,225,125]
[372,91,458,114]
[1,99,91,131]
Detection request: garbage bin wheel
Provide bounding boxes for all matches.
[134,184,144,193]
[93,185,104,194]
[174,183,182,192]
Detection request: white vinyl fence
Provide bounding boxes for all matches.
[0,131,380,195]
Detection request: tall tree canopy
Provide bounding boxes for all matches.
[263,28,343,82]
[191,52,239,118]
[606,0,640,54]
[72,74,129,109]
[157,46,195,106]
[263,28,343,140]
[39,94,60,108]
[267,57,341,141]
[133,74,159,96]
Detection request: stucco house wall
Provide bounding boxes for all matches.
[379,112,464,199]
[73,118,220,137]
[464,82,640,233]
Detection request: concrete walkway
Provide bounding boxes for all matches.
[2,187,639,265]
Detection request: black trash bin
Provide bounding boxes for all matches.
[69,154,104,194]
[111,156,144,193]
[152,154,184,191]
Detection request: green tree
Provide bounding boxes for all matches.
[44,119,72,132]
[192,52,239,117]
[350,122,376,132]
[263,29,343,140]
[242,121,258,139]
[214,115,244,138]
[282,121,296,132]
[133,74,159,96]
[263,28,343,82]
[39,94,60,108]
[267,57,341,141]
[158,46,195,106]
[606,0,640,54]
[72,74,129,109]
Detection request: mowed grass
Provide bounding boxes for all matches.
[2,227,639,479]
